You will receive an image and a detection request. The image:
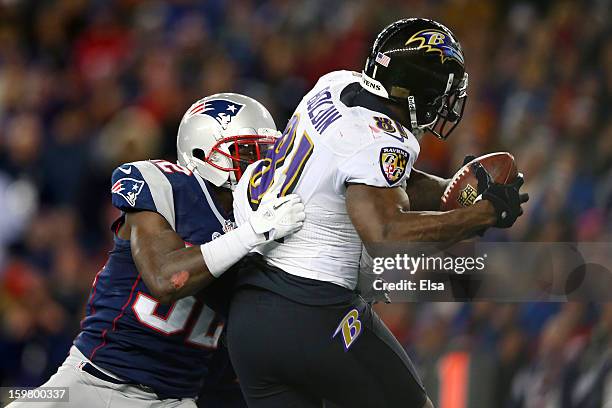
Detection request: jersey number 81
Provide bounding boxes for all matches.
[247,114,314,211]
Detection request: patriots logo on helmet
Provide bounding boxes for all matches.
[111,177,145,207]
[405,29,464,64]
[187,99,244,129]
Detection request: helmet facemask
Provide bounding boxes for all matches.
[425,72,468,140]
[200,128,277,188]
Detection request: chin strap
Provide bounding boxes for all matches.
[184,160,197,172]
[224,179,236,191]
[407,96,419,131]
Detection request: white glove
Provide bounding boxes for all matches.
[248,193,305,244]
[200,175,305,278]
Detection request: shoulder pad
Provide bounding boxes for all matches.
[111,161,177,229]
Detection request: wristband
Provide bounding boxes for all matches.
[200,222,263,278]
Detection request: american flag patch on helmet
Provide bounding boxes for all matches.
[375,52,391,67]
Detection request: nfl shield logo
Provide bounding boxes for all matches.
[457,184,478,207]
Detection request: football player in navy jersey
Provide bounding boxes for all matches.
[7,94,305,408]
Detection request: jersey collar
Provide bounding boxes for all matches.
[340,82,409,129]
[193,172,234,224]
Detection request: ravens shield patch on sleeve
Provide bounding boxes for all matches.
[379,147,409,185]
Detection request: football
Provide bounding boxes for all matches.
[440,152,518,210]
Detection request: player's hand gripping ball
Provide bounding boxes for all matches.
[441,152,518,210]
[440,152,528,228]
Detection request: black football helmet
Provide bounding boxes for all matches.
[360,18,468,139]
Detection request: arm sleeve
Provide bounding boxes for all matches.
[110,161,176,229]
[335,141,417,191]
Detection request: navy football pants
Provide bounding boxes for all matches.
[227,287,427,408]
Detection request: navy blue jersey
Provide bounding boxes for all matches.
[75,159,239,399]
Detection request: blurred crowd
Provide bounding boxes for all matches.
[0,0,610,407]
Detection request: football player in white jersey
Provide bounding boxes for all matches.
[227,19,528,408]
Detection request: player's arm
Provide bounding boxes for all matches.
[346,184,496,247]
[404,168,449,211]
[127,194,305,304]
[405,156,480,211]
[127,211,213,304]
[346,162,527,251]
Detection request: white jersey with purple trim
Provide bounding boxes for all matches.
[234,70,420,290]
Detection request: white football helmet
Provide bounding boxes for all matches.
[177,93,280,189]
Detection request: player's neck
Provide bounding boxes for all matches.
[385,102,424,142]
[385,102,410,130]
[211,185,234,214]
[344,86,417,139]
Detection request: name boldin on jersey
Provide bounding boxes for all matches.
[306,86,342,134]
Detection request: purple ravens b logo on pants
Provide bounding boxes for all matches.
[187,99,245,130]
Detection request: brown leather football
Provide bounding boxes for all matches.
[440,152,518,210]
